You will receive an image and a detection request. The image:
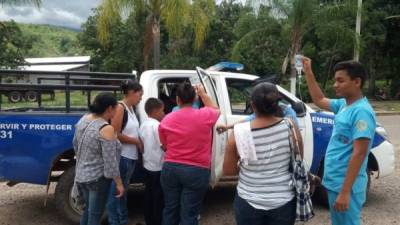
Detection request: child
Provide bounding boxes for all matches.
[140,98,165,225]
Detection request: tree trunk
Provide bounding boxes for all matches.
[153,18,161,69]
[289,33,302,96]
[368,56,376,97]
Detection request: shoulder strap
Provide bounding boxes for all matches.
[77,119,100,155]
[285,118,301,158]
[119,102,129,132]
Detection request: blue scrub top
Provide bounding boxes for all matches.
[172,100,201,112]
[322,97,376,193]
[244,102,299,126]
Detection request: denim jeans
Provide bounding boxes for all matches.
[107,157,136,225]
[234,193,296,225]
[144,169,164,225]
[160,162,210,225]
[77,177,111,225]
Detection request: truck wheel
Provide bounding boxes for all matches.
[314,164,372,207]
[55,166,82,224]
[25,91,38,102]
[8,91,23,103]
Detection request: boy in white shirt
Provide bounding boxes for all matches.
[140,98,165,225]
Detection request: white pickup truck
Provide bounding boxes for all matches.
[0,68,394,223]
[137,67,395,192]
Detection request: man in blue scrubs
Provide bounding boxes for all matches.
[302,57,376,225]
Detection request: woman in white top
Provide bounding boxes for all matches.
[223,82,302,225]
[107,80,143,225]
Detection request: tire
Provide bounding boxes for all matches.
[55,166,82,224]
[8,91,23,103]
[25,91,38,102]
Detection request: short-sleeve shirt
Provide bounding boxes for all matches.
[140,118,164,172]
[158,106,220,169]
[322,97,376,193]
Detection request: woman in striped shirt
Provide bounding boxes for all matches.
[223,82,302,225]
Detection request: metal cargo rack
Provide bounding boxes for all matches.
[0,69,137,112]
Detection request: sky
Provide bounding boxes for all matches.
[0,0,102,29]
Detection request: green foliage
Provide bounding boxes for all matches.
[78,10,143,73]
[0,21,33,68]
[17,24,84,57]
[76,0,400,99]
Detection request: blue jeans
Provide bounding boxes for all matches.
[160,162,210,225]
[327,190,366,225]
[107,157,136,225]
[234,193,296,225]
[77,177,112,225]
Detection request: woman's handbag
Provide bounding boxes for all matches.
[285,118,315,222]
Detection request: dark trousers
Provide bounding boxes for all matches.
[160,162,210,225]
[234,193,296,225]
[144,169,164,225]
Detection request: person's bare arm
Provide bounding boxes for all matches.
[334,138,370,211]
[111,104,141,146]
[195,84,219,110]
[216,118,247,134]
[100,125,125,198]
[302,57,331,111]
[223,132,240,176]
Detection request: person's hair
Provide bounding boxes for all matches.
[251,82,282,116]
[89,92,118,115]
[176,82,196,104]
[333,61,368,88]
[145,98,164,115]
[121,80,143,95]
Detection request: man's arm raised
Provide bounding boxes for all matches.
[302,57,332,112]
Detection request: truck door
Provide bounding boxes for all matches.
[195,67,227,186]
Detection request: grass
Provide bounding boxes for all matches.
[0,91,104,110]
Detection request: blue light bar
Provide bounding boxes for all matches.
[206,61,244,72]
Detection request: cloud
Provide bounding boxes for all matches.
[0,0,101,29]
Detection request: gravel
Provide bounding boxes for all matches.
[0,116,399,225]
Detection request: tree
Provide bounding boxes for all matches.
[231,5,288,77]
[0,21,34,68]
[96,0,215,70]
[79,9,143,73]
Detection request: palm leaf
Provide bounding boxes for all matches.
[162,0,190,40]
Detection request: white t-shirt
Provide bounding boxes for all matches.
[140,118,164,171]
[120,102,139,160]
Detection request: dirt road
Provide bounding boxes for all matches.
[0,116,399,225]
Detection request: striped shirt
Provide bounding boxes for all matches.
[237,119,295,211]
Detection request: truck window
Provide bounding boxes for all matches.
[225,78,253,115]
[158,77,190,114]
